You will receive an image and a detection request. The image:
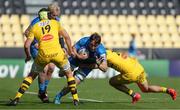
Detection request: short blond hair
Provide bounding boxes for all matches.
[48,2,60,12]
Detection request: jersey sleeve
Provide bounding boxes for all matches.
[74,37,89,50]
[28,27,35,40]
[97,44,107,62]
[30,17,40,27]
[57,21,64,31]
[98,44,106,56]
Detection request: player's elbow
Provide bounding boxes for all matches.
[24,29,29,38]
[24,40,31,49]
[24,43,29,49]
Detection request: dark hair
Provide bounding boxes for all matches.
[38,8,49,15]
[90,33,101,44]
[38,8,49,20]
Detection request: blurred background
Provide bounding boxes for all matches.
[0,0,180,78]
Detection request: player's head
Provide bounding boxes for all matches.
[131,33,136,39]
[48,2,60,19]
[38,8,49,20]
[88,33,101,52]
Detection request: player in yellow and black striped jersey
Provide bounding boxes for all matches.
[7,10,79,106]
[106,50,177,103]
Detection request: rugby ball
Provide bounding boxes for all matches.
[78,47,89,57]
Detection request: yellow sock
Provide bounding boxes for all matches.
[161,87,167,93]
[67,77,79,101]
[128,89,133,95]
[15,77,33,99]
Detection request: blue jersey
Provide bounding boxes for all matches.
[128,39,137,57]
[74,37,106,60]
[30,16,60,59]
[69,36,106,77]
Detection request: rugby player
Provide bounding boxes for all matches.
[106,50,177,103]
[7,9,79,106]
[24,3,65,102]
[54,33,108,104]
[69,49,177,104]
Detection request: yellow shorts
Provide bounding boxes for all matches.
[31,50,70,73]
[110,62,147,84]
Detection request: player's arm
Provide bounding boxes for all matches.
[59,29,74,56]
[79,54,108,72]
[24,25,31,38]
[72,46,88,60]
[96,54,108,72]
[24,28,34,62]
[24,17,37,38]
[24,38,33,62]
[59,37,65,48]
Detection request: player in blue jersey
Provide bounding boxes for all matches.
[54,33,108,104]
[24,3,66,103]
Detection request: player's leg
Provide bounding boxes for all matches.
[54,69,85,104]
[55,59,79,105]
[109,74,141,103]
[54,77,81,104]
[137,74,177,100]
[7,62,45,106]
[63,69,79,105]
[44,63,55,91]
[37,63,55,102]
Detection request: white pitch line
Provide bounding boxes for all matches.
[25,91,104,103]
[24,91,180,102]
[26,91,38,95]
[68,97,104,103]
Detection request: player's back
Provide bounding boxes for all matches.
[106,50,143,74]
[30,19,63,56]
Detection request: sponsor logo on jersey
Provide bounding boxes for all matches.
[42,34,53,41]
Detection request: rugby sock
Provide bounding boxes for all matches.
[67,77,79,101]
[57,87,70,97]
[128,89,136,97]
[161,87,168,93]
[15,77,33,99]
[44,80,50,92]
[39,82,45,94]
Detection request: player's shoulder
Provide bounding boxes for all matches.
[97,43,106,50]
[96,43,106,55]
[50,19,61,26]
[78,36,90,43]
[30,17,40,26]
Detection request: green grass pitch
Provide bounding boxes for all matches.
[0,77,179,109]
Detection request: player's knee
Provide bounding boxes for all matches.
[141,87,149,93]
[47,64,55,73]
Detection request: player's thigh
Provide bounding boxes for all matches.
[136,71,148,89]
[31,62,46,75]
[53,54,71,72]
[136,71,147,84]
[109,74,132,85]
[47,63,55,73]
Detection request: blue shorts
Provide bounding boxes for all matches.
[69,57,92,79]
[30,48,38,59]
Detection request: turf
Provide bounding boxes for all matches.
[0,77,179,109]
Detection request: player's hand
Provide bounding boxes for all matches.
[70,51,76,58]
[96,57,104,66]
[121,52,128,59]
[25,56,31,63]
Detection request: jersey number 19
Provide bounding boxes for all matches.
[41,25,51,34]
